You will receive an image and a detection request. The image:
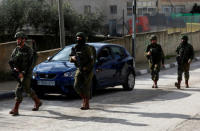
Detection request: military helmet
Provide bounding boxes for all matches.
[150,35,157,40]
[76,32,86,39]
[181,35,188,41]
[14,31,27,39]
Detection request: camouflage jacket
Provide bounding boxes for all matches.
[176,42,194,64]
[145,43,165,64]
[9,43,33,74]
[69,44,95,72]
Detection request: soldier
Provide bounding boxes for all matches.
[145,35,165,88]
[9,31,42,116]
[175,35,194,89]
[69,32,96,110]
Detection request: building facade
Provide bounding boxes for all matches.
[49,0,200,35]
[159,0,200,15]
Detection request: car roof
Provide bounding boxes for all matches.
[65,42,124,50]
[88,42,122,47]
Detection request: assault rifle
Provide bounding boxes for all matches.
[9,60,23,87]
[70,47,82,67]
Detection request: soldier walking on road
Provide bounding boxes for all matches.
[175,35,194,89]
[69,32,96,110]
[9,32,42,116]
[145,35,165,88]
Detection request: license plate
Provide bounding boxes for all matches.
[37,80,55,86]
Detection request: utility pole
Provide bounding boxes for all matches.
[123,9,125,36]
[58,0,65,48]
[132,0,136,59]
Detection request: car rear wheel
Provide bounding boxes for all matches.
[123,70,135,91]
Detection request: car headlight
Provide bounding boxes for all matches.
[63,71,75,77]
[32,72,37,79]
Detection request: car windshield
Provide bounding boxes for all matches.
[51,46,72,61]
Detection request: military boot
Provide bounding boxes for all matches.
[80,98,86,110]
[185,80,189,88]
[9,101,21,116]
[152,80,158,88]
[81,98,90,110]
[175,80,181,89]
[32,95,42,111]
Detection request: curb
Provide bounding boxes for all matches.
[136,56,200,76]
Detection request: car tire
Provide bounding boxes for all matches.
[123,70,135,91]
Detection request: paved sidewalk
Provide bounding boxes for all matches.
[135,51,200,75]
[1,51,200,100]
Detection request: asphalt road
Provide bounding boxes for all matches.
[0,61,200,131]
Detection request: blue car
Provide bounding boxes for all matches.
[32,43,135,97]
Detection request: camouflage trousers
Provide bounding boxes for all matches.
[74,69,93,99]
[149,61,161,81]
[177,63,190,81]
[15,74,36,102]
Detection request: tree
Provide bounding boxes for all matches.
[0,0,27,36]
[191,3,200,13]
[0,0,104,38]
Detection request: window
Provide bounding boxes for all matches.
[127,2,132,16]
[175,5,185,13]
[98,47,112,60]
[148,8,156,15]
[84,5,91,14]
[138,8,143,16]
[111,46,127,59]
[110,5,117,14]
[162,6,173,16]
[142,8,147,14]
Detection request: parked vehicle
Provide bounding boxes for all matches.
[32,43,136,97]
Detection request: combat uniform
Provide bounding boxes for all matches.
[70,44,94,98]
[10,43,36,101]
[69,32,96,110]
[145,35,164,88]
[175,36,194,88]
[145,44,164,81]
[9,31,42,116]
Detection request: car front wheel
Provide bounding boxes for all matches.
[123,71,135,91]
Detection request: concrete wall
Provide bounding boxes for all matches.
[105,30,200,63]
[0,40,61,73]
[1,30,200,73]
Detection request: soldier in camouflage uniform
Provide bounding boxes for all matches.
[69,32,96,110]
[175,35,194,89]
[9,32,42,116]
[145,35,165,88]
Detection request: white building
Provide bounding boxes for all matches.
[49,0,199,35]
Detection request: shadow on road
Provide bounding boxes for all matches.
[20,110,148,127]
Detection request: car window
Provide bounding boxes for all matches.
[51,46,72,61]
[110,46,127,59]
[98,47,112,59]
